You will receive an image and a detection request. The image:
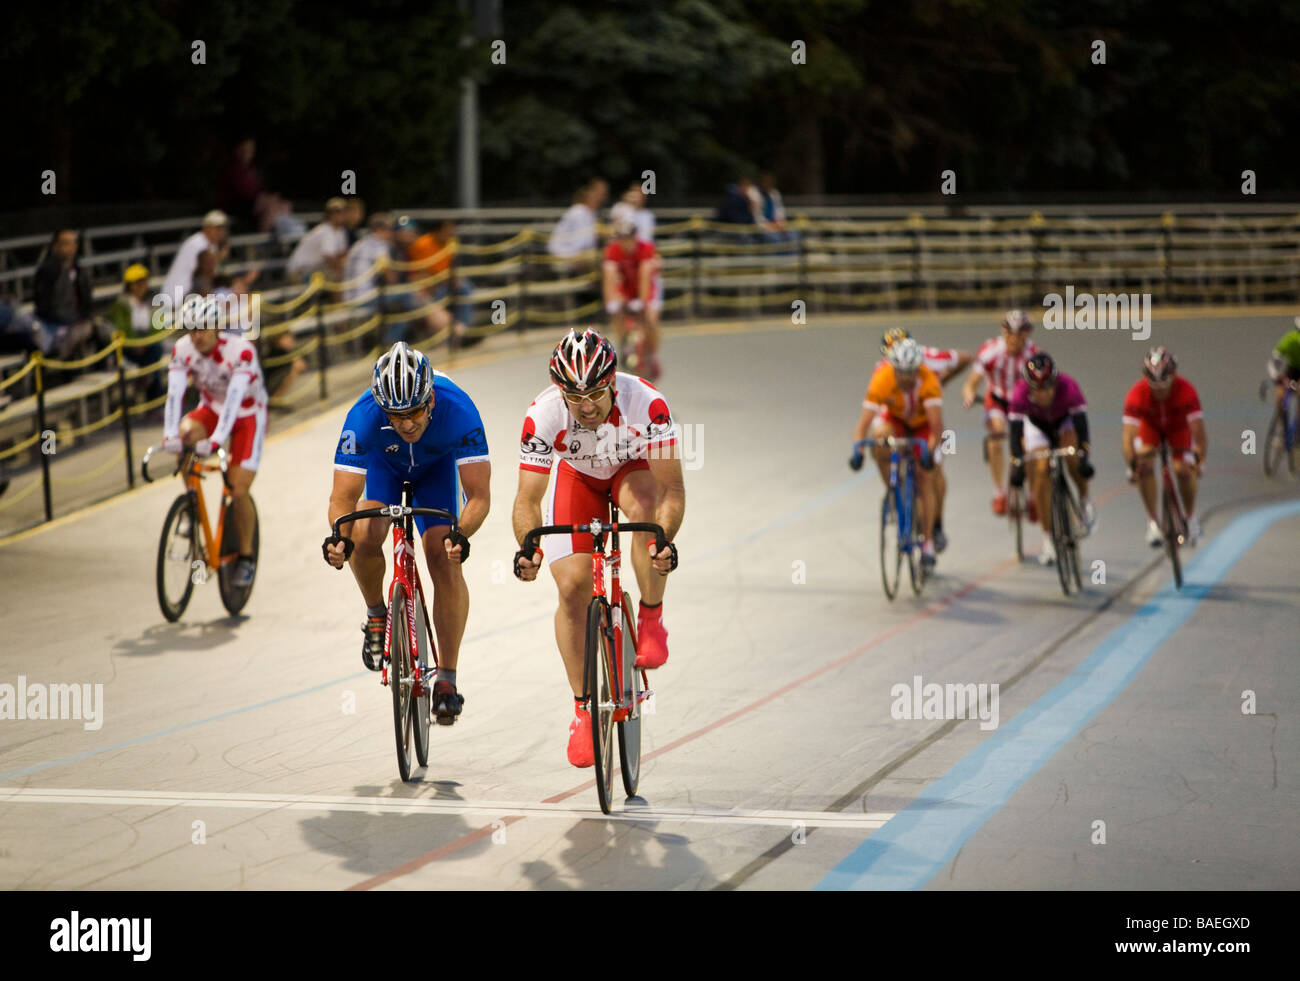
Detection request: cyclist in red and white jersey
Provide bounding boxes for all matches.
[962,310,1039,517]
[162,321,269,586]
[602,217,662,379]
[512,328,684,768]
[1121,346,1206,547]
[876,328,972,552]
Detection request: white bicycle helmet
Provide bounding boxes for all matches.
[371,341,433,412]
[887,337,925,373]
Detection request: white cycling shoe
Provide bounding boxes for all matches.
[1187,516,1201,546]
[1037,538,1056,566]
[1145,519,1164,548]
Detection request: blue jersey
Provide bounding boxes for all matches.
[334,370,489,478]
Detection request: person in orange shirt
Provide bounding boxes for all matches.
[409,219,475,346]
[849,339,945,571]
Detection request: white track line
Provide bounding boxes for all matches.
[0,787,892,830]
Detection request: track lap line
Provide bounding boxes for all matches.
[815,498,1300,890]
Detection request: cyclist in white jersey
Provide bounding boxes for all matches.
[162,323,269,586]
[512,328,685,768]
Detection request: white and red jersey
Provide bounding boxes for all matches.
[167,333,266,416]
[604,240,657,299]
[973,336,1039,400]
[875,346,960,379]
[520,372,677,481]
[1122,376,1203,434]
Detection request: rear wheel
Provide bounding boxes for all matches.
[217,497,259,616]
[586,598,615,814]
[879,494,901,600]
[156,493,198,622]
[1009,486,1024,560]
[1263,406,1285,476]
[413,597,432,768]
[617,592,642,798]
[390,584,415,782]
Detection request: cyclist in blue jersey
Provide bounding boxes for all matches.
[322,342,490,724]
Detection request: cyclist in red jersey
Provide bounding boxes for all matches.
[602,217,661,379]
[962,310,1039,518]
[1121,347,1206,547]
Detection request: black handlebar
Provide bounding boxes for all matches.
[519,521,669,562]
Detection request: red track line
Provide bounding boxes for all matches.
[348,553,1023,889]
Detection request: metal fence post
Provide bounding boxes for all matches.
[116,340,135,489]
[315,301,329,401]
[34,355,52,522]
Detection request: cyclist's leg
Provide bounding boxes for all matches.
[350,467,398,608]
[643,275,662,356]
[1132,425,1161,521]
[613,461,661,605]
[224,409,266,556]
[413,455,469,673]
[985,396,1008,493]
[868,414,896,486]
[178,405,216,447]
[1168,431,1199,515]
[1023,421,1052,534]
[1058,426,1089,500]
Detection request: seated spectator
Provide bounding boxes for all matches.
[109,264,167,399]
[610,184,656,243]
[716,178,759,225]
[162,211,229,306]
[344,198,366,245]
[0,296,44,355]
[286,198,350,285]
[410,219,475,345]
[33,228,96,360]
[385,215,456,347]
[344,211,395,308]
[547,178,608,273]
[758,171,798,248]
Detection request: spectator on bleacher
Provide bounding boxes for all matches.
[548,178,608,271]
[162,211,229,305]
[109,264,166,399]
[33,228,96,360]
[344,211,395,306]
[344,198,366,246]
[286,197,350,285]
[410,219,474,345]
[0,296,44,355]
[716,178,759,225]
[758,173,789,232]
[215,137,265,230]
[610,184,656,242]
[385,215,455,346]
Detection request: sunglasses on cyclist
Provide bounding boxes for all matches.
[385,406,429,422]
[562,386,612,406]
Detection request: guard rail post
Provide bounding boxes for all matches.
[115,339,135,489]
[314,274,329,401]
[33,355,52,522]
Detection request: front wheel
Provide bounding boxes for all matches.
[1050,477,1074,597]
[1008,486,1024,561]
[413,596,433,768]
[217,497,259,616]
[617,592,643,798]
[390,583,416,782]
[1263,406,1285,476]
[586,597,615,814]
[879,494,901,600]
[1162,485,1183,590]
[157,493,198,622]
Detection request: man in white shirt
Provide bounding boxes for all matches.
[547,178,608,261]
[162,210,229,303]
[286,197,350,283]
[344,212,395,305]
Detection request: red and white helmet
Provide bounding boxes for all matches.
[1002,309,1034,333]
[549,327,617,392]
[1142,346,1177,383]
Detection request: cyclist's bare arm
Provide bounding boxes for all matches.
[602,260,620,307]
[925,404,943,453]
[512,468,551,580]
[647,451,685,574]
[961,369,983,408]
[852,398,877,444]
[1121,421,1140,469]
[1190,418,1208,465]
[325,469,367,568]
[454,461,491,538]
[637,258,654,306]
[942,351,975,386]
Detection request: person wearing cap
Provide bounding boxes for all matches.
[110,264,167,398]
[286,198,350,285]
[161,211,229,306]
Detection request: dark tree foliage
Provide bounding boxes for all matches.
[2,0,1297,219]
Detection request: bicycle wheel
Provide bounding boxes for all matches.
[879,494,901,600]
[617,592,642,798]
[390,583,415,782]
[906,472,924,596]
[217,498,259,616]
[413,597,432,768]
[1064,488,1084,592]
[1287,394,1299,475]
[1050,473,1073,597]
[586,597,615,814]
[156,493,197,622]
[1263,406,1285,476]
[1162,485,1183,590]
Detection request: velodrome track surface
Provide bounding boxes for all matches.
[1,311,1297,890]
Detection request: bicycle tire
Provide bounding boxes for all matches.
[413,598,432,768]
[906,467,924,596]
[217,498,259,616]
[1287,392,1299,475]
[586,597,615,814]
[156,493,197,622]
[390,583,415,782]
[1263,406,1284,476]
[1009,486,1024,561]
[617,592,642,798]
[1064,488,1084,592]
[879,494,901,600]
[1162,484,1183,590]
[1050,470,1073,597]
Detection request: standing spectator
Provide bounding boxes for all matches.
[286,198,349,284]
[344,198,366,246]
[410,219,474,344]
[384,215,455,346]
[33,228,96,360]
[215,137,264,230]
[609,183,655,242]
[162,210,229,305]
[109,264,166,398]
[547,178,608,269]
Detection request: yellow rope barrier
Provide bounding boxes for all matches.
[0,430,42,462]
[39,337,122,372]
[127,392,169,416]
[324,314,383,347]
[51,447,128,487]
[0,358,38,392]
[524,299,604,323]
[0,474,43,511]
[62,407,125,441]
